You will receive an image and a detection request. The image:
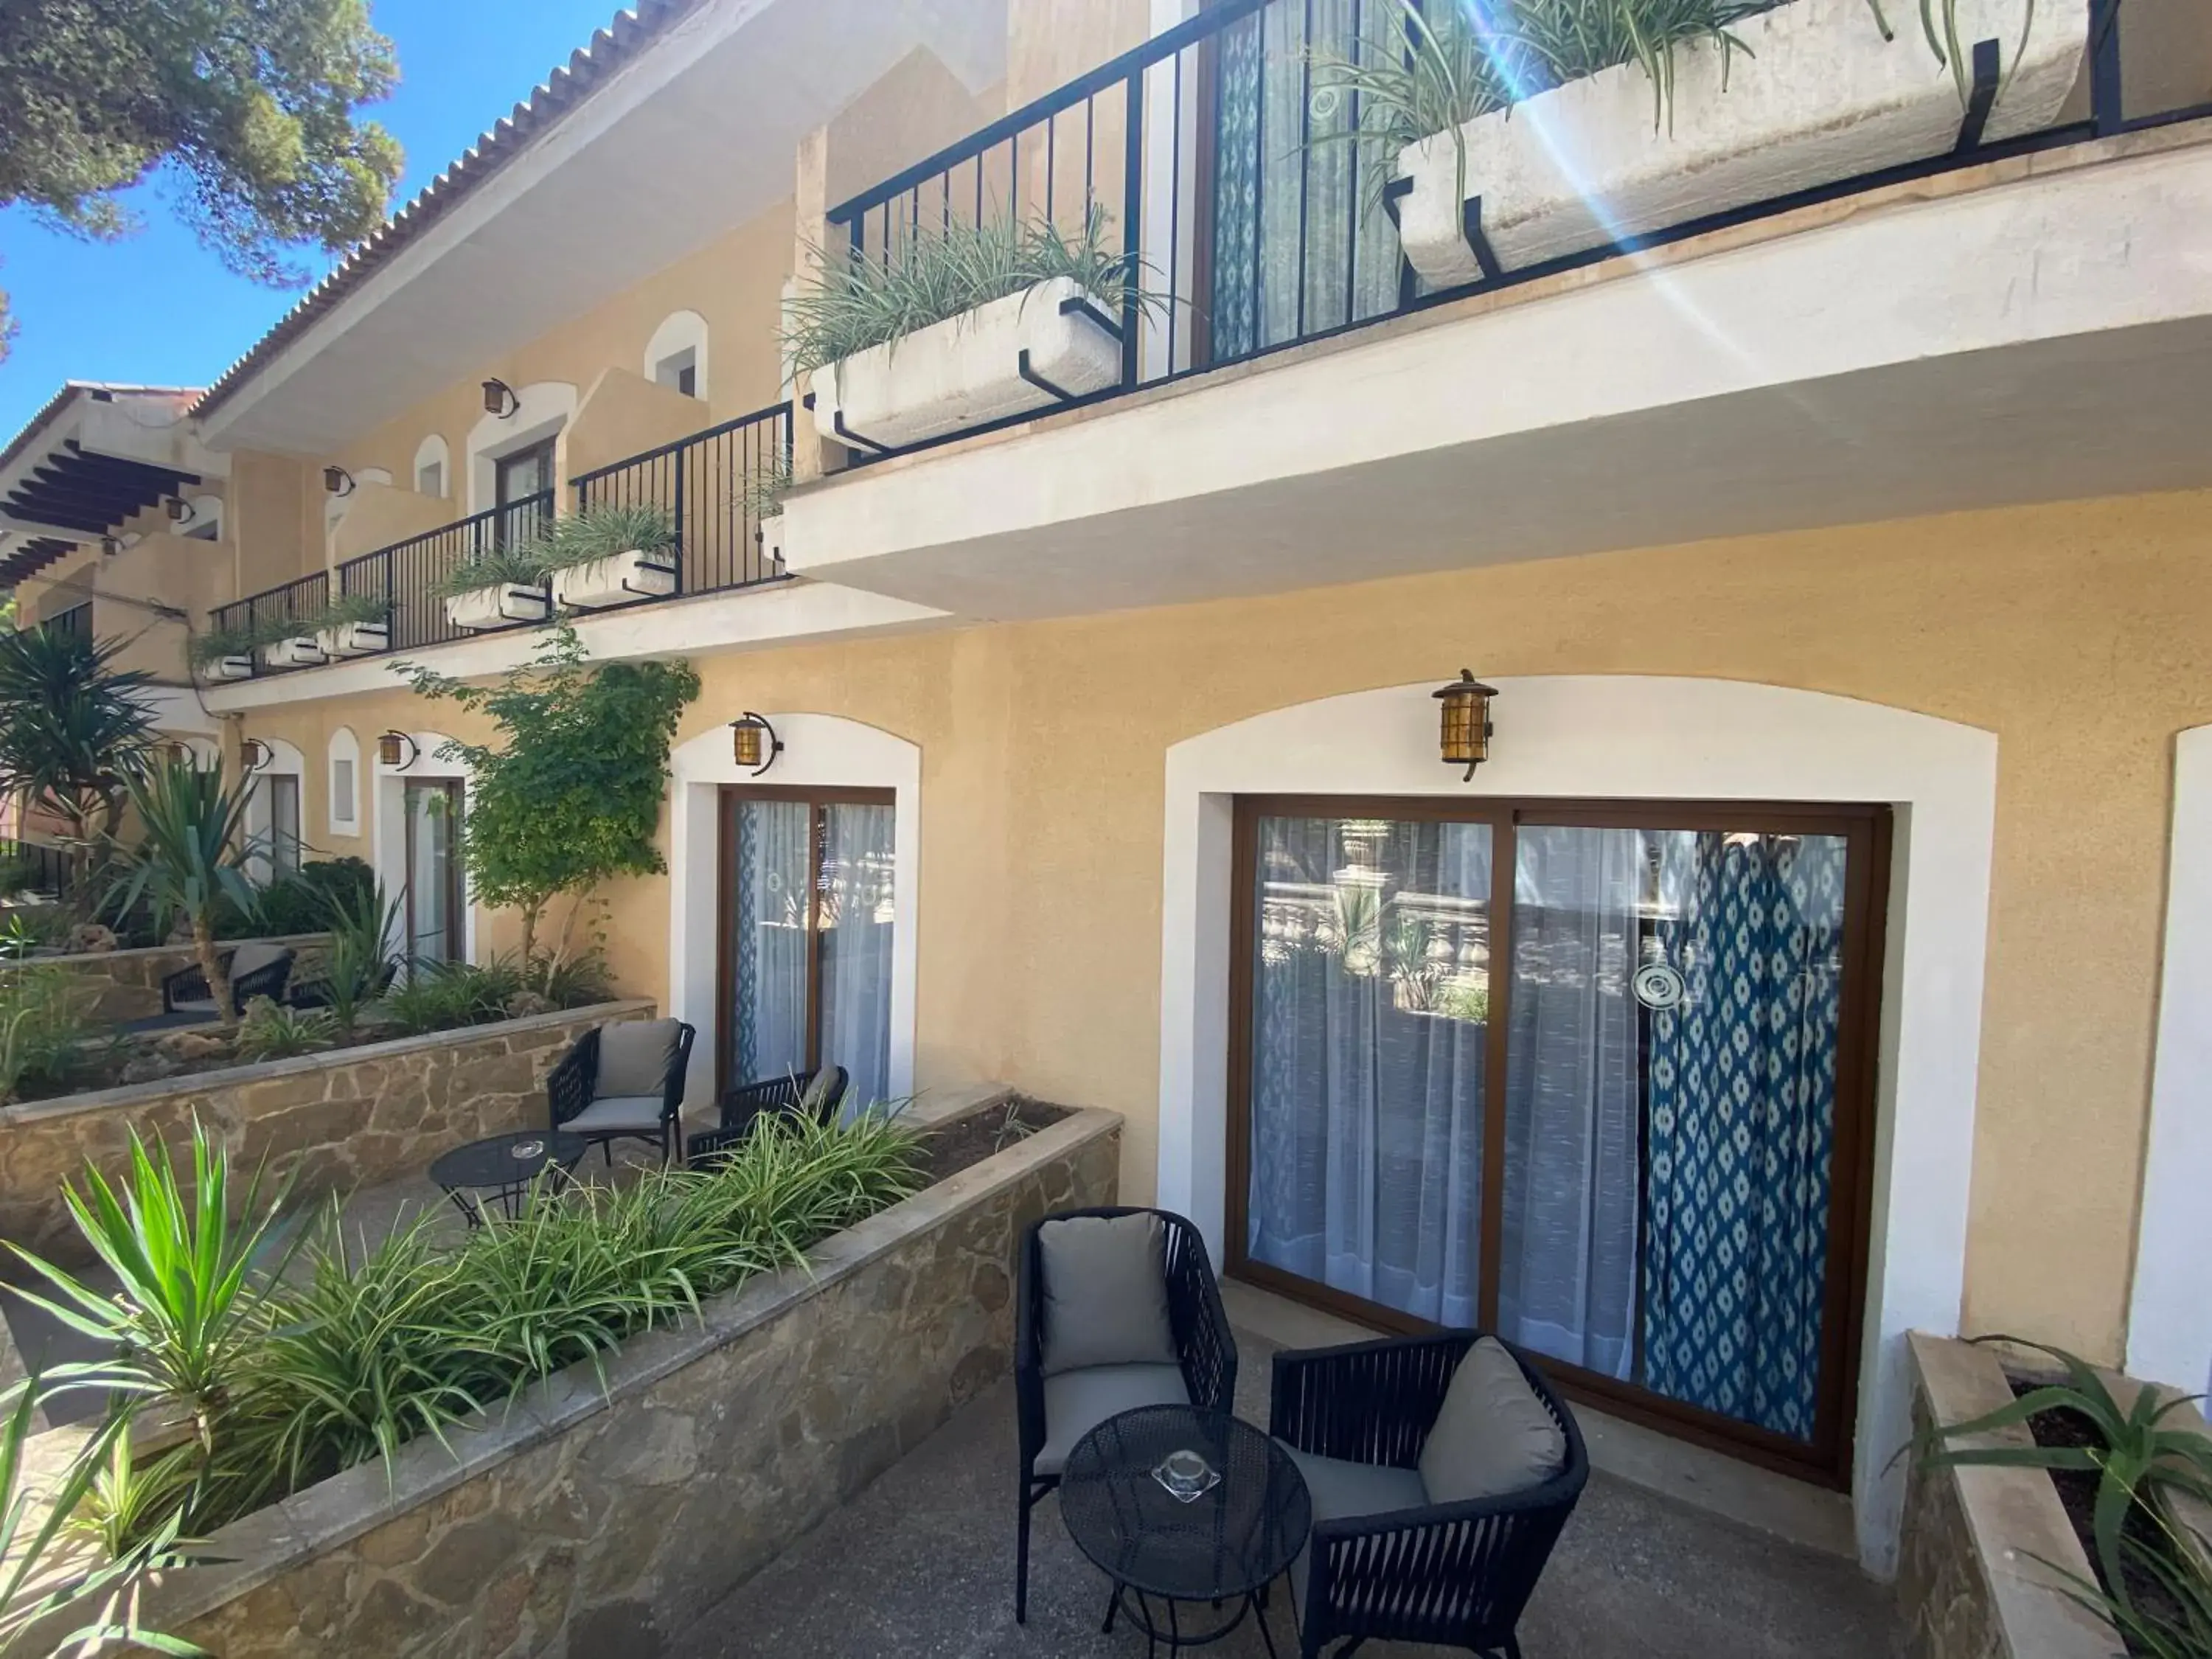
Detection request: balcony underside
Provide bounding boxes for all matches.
[783,133,2212,622]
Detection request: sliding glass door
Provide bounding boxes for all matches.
[1231,799,1885,1478]
[720,787,896,1113]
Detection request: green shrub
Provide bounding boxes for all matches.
[534,948,613,1010]
[233,998,338,1061]
[376,956,526,1035]
[0,964,97,1103]
[251,857,373,936]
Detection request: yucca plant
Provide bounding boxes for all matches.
[0,1389,204,1657]
[68,1436,207,1565]
[782,204,1159,375]
[105,754,260,1025]
[9,1121,298,1454]
[1914,1338,2212,1605]
[306,878,400,1037]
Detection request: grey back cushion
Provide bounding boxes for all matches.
[597,1019,680,1099]
[1038,1214,1178,1377]
[229,942,287,978]
[1419,1337,1566,1505]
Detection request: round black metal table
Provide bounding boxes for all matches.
[1060,1404,1311,1658]
[428,1130,588,1227]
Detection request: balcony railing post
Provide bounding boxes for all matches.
[1121,63,1146,389]
[672,443,688,596]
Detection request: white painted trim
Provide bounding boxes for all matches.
[1154,675,1997,1574]
[2128,726,2212,1397]
[243,737,307,882]
[667,714,919,1120]
[466,382,577,515]
[327,726,362,837]
[200,580,952,713]
[371,731,477,965]
[644,310,710,403]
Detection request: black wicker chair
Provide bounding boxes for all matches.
[546,1019,696,1164]
[685,1065,849,1167]
[1269,1332,1588,1659]
[1014,1206,1237,1624]
[161,942,295,1018]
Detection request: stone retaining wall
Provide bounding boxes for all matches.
[147,1105,1121,1658]
[1896,1332,2120,1659]
[0,933,329,1021]
[0,999,653,1266]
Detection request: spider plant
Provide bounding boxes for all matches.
[185,622,265,672]
[426,540,554,601]
[1863,0,2040,108]
[2058,1512,2212,1659]
[542,504,678,571]
[740,453,795,522]
[8,1121,299,1455]
[782,204,1159,375]
[307,591,392,632]
[1913,1338,2212,1603]
[0,1388,204,1657]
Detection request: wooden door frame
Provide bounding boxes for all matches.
[1224,793,1891,1486]
[401,778,465,965]
[714,785,897,1102]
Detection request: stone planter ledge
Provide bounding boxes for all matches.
[136,1099,1122,1642]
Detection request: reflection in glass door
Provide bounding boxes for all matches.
[721,788,897,1112]
[1233,800,1883,1477]
[403,780,463,967]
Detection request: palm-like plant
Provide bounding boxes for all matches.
[0,627,157,913]
[309,878,400,1037]
[10,1122,297,1455]
[0,1388,204,1657]
[105,756,260,1024]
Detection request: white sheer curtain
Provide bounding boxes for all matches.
[818,802,895,1113]
[732,799,809,1087]
[1246,817,1490,1326]
[1497,827,1646,1380]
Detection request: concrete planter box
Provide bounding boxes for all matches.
[260,633,327,669]
[811,274,1123,452]
[549,549,678,610]
[757,512,785,569]
[445,582,552,631]
[315,619,390,658]
[1896,1332,2125,1659]
[0,932,327,1023]
[1393,0,2088,285]
[134,1099,1121,1657]
[202,654,254,682]
[0,999,652,1267]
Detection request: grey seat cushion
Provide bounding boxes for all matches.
[597,1019,680,1099]
[1418,1337,1566,1505]
[169,996,216,1015]
[1279,1444,1429,1612]
[563,1094,668,1135]
[1036,1362,1189,1477]
[1038,1214,1178,1376]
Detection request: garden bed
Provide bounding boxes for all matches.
[125,1094,1121,1655]
[0,933,327,1025]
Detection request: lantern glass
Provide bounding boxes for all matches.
[377,732,407,768]
[733,721,765,769]
[1432,672,1498,777]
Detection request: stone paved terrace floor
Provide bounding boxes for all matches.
[674,1322,1902,1659]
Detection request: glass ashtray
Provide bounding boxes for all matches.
[1151,1448,1220,1504]
[509,1138,546,1161]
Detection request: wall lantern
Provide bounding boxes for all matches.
[100,536,120,557]
[376,730,419,770]
[240,738,274,774]
[729,712,783,776]
[166,497,190,524]
[481,378,521,420]
[323,465,356,497]
[1432,669,1498,782]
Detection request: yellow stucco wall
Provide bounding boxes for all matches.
[232,484,2212,1369]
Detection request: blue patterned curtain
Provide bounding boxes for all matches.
[1642,833,1847,1442]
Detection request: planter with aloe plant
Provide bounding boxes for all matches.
[1325,0,2086,290]
[742,454,792,570]
[310,591,392,658]
[789,207,1150,452]
[431,543,553,632]
[544,504,679,610]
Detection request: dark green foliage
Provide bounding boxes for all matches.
[0,627,156,904]
[252,856,374,936]
[105,757,260,1023]
[0,0,403,361]
[401,626,699,981]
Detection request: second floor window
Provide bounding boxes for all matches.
[494,439,555,550]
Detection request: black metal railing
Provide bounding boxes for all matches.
[211,568,330,672]
[821,0,2201,465]
[335,489,554,657]
[0,837,72,900]
[571,401,793,597]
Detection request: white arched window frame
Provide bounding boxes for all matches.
[243,737,307,883]
[177,493,223,542]
[327,726,362,838]
[412,435,451,500]
[644,311,710,403]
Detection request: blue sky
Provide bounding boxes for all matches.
[0,0,627,440]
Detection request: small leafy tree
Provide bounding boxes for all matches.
[402,627,699,987]
[0,627,157,911]
[105,757,260,1024]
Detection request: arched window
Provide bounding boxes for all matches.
[328,726,362,838]
[413,434,450,499]
[644,310,710,402]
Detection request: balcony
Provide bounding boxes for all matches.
[206,403,794,685]
[781,0,2212,618]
